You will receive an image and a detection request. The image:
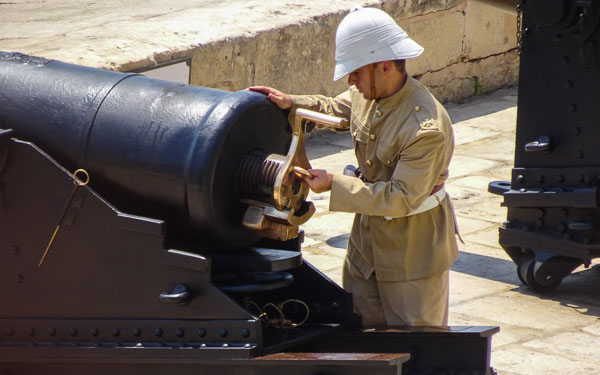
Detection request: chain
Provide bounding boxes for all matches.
[516,1,523,55]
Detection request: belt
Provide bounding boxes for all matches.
[383,184,446,220]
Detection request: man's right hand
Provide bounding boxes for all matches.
[248,86,292,110]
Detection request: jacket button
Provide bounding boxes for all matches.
[366,160,373,167]
[352,131,357,137]
[369,133,376,141]
[386,160,392,166]
[375,109,383,117]
[415,105,421,112]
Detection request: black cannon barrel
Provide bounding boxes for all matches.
[0,52,292,247]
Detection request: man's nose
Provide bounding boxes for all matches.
[347,74,356,86]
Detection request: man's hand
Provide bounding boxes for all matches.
[297,169,333,194]
[248,86,292,110]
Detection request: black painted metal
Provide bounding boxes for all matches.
[0,51,291,247]
[489,0,600,292]
[0,53,498,373]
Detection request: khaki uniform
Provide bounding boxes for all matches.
[289,77,459,326]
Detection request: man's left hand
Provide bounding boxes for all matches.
[298,169,333,194]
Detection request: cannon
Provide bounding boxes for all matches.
[0,51,497,374]
[480,0,600,292]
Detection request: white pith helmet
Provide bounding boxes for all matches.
[333,6,424,81]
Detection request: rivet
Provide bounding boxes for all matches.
[517,175,525,183]
[197,328,207,337]
[244,343,252,348]
[241,328,250,338]
[112,328,120,337]
[520,188,527,192]
[26,327,35,336]
[133,328,141,337]
[48,328,56,336]
[222,343,229,348]
[9,245,19,255]
[5,328,14,337]
[154,328,163,337]
[219,328,228,338]
[69,327,78,337]
[176,328,185,337]
[14,273,23,283]
[332,302,341,310]
[91,328,99,336]
[557,175,565,183]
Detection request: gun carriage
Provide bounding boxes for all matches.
[0,51,496,374]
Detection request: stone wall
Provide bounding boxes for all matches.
[190,0,519,103]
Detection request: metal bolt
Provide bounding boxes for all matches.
[517,175,525,183]
[520,188,527,192]
[154,328,163,337]
[48,328,56,336]
[219,328,228,337]
[176,328,185,337]
[26,327,35,336]
[14,274,23,283]
[241,328,250,338]
[197,328,207,337]
[91,328,99,336]
[69,327,78,337]
[133,328,141,337]
[5,328,14,337]
[112,328,120,337]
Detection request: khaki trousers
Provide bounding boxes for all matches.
[342,257,449,326]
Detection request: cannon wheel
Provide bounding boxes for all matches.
[516,252,583,294]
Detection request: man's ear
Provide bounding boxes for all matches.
[381,60,394,75]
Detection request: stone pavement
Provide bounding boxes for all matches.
[299,87,600,375]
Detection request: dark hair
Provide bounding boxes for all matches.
[393,59,406,74]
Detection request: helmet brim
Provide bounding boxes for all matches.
[333,37,424,81]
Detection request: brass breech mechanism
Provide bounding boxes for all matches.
[238,108,349,241]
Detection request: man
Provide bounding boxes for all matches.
[250,6,458,326]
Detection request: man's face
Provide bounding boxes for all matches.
[347,64,376,100]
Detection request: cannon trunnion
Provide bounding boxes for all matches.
[0,52,497,374]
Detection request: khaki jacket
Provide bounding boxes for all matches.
[290,77,458,281]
